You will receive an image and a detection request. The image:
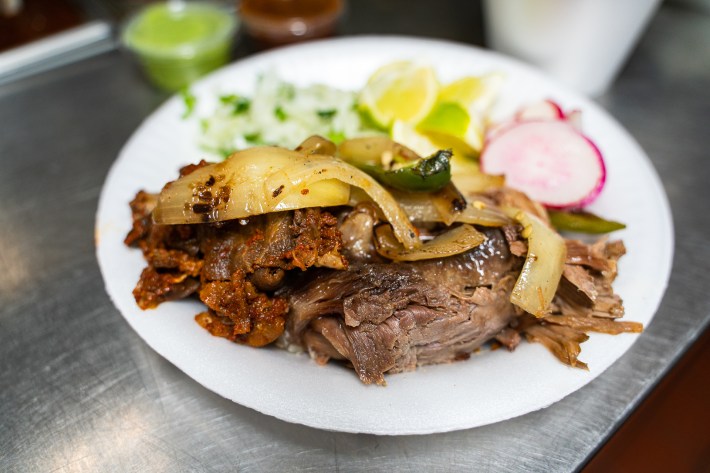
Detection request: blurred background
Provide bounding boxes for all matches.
[2,0,709,92]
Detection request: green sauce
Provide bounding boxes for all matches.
[122,2,237,91]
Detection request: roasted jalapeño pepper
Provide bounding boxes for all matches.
[361,149,452,193]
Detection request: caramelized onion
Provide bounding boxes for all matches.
[505,208,567,317]
[153,145,421,250]
[263,153,420,249]
[451,155,505,195]
[429,183,466,225]
[295,135,337,156]
[338,136,420,167]
[152,147,350,224]
[374,223,486,261]
[391,189,511,227]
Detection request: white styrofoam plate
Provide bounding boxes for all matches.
[96,36,673,435]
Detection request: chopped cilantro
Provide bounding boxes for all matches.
[244,132,261,143]
[180,88,196,119]
[326,129,346,144]
[219,94,251,115]
[274,106,288,121]
[219,94,237,104]
[278,83,296,100]
[317,109,337,120]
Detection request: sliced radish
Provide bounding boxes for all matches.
[565,109,583,131]
[515,99,565,121]
[485,118,518,144]
[487,99,574,144]
[481,121,605,209]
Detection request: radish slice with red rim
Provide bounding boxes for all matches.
[565,109,583,131]
[515,99,565,121]
[485,118,518,144]
[481,121,606,209]
[487,100,574,144]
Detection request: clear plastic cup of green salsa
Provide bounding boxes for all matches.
[121,1,238,91]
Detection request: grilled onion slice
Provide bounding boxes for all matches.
[374,223,486,261]
[152,147,350,224]
[505,208,567,317]
[391,189,511,227]
[152,146,421,249]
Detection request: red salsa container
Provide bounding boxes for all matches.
[240,0,344,48]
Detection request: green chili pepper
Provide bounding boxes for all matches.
[548,210,626,234]
[360,149,452,193]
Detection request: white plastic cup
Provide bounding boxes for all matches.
[483,0,661,96]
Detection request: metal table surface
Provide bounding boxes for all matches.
[1,3,708,472]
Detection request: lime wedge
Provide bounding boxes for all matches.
[391,120,439,157]
[359,61,439,129]
[439,73,504,113]
[417,102,485,157]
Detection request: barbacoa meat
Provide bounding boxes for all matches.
[126,167,641,384]
[126,163,346,347]
[284,228,519,385]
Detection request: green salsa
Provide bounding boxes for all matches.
[122,2,237,91]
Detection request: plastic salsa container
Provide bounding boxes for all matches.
[240,0,343,48]
[121,2,238,91]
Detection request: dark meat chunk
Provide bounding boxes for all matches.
[197,271,289,347]
[564,237,626,277]
[132,267,200,309]
[495,327,522,351]
[518,238,638,369]
[145,248,203,275]
[557,264,598,307]
[124,190,158,247]
[285,228,520,385]
[196,208,344,346]
[126,191,203,309]
[523,320,590,370]
[126,181,347,348]
[485,187,549,222]
[501,223,528,257]
[338,203,384,263]
[542,314,642,335]
[199,208,346,287]
[302,327,346,365]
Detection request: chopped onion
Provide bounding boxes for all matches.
[505,208,566,317]
[374,223,486,261]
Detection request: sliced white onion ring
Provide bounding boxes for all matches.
[504,207,567,317]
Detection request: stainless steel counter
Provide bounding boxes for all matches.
[1,3,709,472]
